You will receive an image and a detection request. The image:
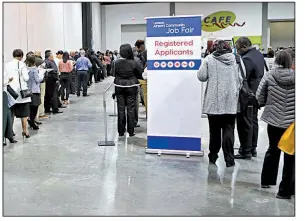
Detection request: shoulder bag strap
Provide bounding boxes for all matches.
[264,59,269,72]
[17,61,23,90]
[235,54,246,80]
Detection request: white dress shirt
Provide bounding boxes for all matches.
[4,59,31,107]
[54,57,61,75]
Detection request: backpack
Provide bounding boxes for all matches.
[235,55,255,115]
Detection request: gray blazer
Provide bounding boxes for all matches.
[256,67,295,128]
[27,67,44,94]
[197,53,243,115]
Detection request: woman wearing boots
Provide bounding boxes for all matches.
[113,44,143,137]
[27,54,44,130]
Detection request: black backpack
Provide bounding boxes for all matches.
[235,55,255,115]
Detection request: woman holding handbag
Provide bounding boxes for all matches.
[26,54,44,130]
[4,49,32,139]
[256,50,295,199]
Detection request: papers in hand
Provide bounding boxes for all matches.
[142,67,147,80]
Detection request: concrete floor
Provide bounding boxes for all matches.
[3,77,294,216]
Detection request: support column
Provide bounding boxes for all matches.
[82,2,93,50]
[170,2,175,16]
[261,2,270,50]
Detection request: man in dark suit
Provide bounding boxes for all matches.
[44,52,63,114]
[234,37,265,160]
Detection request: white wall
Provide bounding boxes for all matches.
[270,22,295,49]
[105,3,170,51]
[268,3,295,20]
[3,2,82,63]
[92,3,102,51]
[175,2,262,38]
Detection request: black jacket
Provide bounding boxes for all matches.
[241,48,265,94]
[113,59,143,87]
[90,54,103,69]
[45,59,59,82]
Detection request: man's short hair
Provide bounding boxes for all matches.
[135,40,145,48]
[13,49,24,58]
[236,37,252,48]
[45,52,52,59]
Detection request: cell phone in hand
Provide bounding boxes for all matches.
[247,105,253,117]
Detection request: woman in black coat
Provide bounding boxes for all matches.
[3,77,17,145]
[113,44,143,137]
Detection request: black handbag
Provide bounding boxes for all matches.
[235,55,255,115]
[18,61,32,99]
[7,84,18,100]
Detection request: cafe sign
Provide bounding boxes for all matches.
[202,11,245,32]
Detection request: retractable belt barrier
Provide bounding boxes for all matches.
[98,83,116,146]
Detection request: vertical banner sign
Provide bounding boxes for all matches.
[146,15,203,156]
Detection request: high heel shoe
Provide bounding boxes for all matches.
[22,132,31,140]
[35,120,42,125]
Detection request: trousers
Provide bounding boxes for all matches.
[96,68,101,82]
[208,114,236,167]
[36,82,46,118]
[76,70,88,95]
[134,86,140,126]
[115,86,138,135]
[45,79,59,112]
[60,72,71,100]
[3,92,13,140]
[237,105,259,156]
[70,70,76,94]
[261,124,295,196]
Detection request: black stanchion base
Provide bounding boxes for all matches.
[98,141,116,146]
[109,114,117,117]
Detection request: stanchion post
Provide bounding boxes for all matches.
[109,95,117,117]
[98,84,115,146]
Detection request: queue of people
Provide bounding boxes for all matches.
[2,48,113,145]
[3,37,294,200]
[198,37,295,200]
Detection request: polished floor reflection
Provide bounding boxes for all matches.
[3,77,294,216]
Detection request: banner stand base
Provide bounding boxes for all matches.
[98,141,115,146]
[145,148,204,157]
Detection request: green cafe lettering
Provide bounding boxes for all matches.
[202,11,245,32]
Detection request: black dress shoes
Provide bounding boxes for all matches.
[234,154,252,160]
[53,110,63,114]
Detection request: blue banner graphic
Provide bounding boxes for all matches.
[147,16,202,37]
[147,59,201,71]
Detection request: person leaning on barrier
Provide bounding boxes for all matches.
[113,44,143,137]
[256,50,295,199]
